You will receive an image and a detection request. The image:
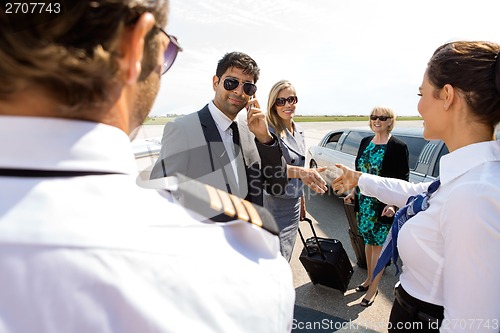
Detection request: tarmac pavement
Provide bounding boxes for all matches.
[291,191,399,333]
[281,121,423,333]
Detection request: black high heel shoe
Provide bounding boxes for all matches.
[360,290,378,307]
[355,285,370,292]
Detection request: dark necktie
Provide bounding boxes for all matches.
[373,178,441,278]
[229,121,246,195]
[230,121,244,164]
[230,121,240,147]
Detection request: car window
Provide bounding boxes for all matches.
[340,131,370,156]
[415,141,440,175]
[393,135,428,170]
[324,133,343,150]
[432,144,449,177]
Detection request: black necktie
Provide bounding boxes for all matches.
[230,121,240,147]
[229,121,246,195]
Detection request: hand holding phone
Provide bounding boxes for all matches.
[246,96,273,144]
[246,95,257,112]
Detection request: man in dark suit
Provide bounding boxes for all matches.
[151,52,287,207]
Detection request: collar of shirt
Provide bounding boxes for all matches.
[208,100,234,133]
[0,115,138,175]
[439,140,500,185]
[270,123,305,156]
[285,122,305,151]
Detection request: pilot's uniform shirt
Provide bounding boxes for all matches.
[0,116,295,333]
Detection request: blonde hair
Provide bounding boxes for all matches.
[266,80,297,138]
[369,105,396,133]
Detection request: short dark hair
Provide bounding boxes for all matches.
[216,51,260,83]
[427,41,500,128]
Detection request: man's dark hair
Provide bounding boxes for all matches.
[216,51,260,83]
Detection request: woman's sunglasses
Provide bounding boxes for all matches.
[275,96,298,107]
[158,27,183,75]
[370,115,392,121]
[222,77,257,96]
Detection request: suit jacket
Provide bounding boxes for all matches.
[268,123,306,199]
[150,105,287,206]
[354,135,409,223]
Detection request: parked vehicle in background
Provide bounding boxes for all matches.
[307,127,449,188]
[133,126,498,186]
[132,137,162,181]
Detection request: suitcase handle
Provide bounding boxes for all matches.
[298,217,326,260]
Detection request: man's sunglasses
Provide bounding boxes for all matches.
[370,115,392,121]
[158,27,183,75]
[222,77,258,96]
[275,96,298,107]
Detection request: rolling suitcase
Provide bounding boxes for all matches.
[343,201,367,269]
[298,218,353,293]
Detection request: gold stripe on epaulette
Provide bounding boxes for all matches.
[205,184,223,212]
[216,188,236,217]
[229,195,250,222]
[241,200,263,228]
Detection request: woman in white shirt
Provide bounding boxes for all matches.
[333,40,500,332]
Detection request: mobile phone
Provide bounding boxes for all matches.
[247,96,255,112]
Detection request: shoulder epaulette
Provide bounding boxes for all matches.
[174,173,279,235]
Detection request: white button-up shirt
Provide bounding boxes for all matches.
[358,140,500,332]
[0,116,294,333]
[208,101,240,187]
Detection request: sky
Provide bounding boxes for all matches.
[150,0,500,117]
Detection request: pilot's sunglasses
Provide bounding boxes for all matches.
[222,77,258,96]
[158,27,183,75]
[275,96,298,107]
[370,115,392,121]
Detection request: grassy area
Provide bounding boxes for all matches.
[143,117,176,125]
[144,115,422,125]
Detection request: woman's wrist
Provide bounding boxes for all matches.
[287,165,300,179]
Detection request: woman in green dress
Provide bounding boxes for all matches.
[344,106,409,306]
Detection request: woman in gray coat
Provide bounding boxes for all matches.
[264,80,327,261]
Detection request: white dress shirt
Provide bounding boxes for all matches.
[208,101,240,186]
[0,116,295,333]
[358,140,500,332]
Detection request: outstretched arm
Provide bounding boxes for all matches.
[333,163,428,207]
[288,165,327,194]
[332,164,363,194]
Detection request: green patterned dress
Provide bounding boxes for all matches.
[356,142,391,246]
